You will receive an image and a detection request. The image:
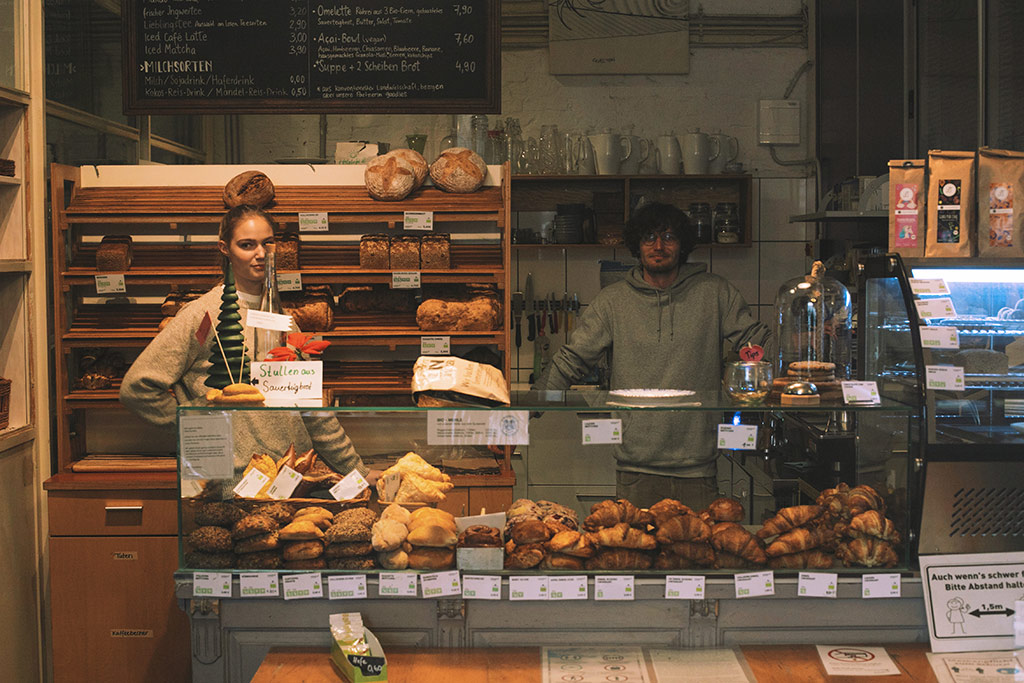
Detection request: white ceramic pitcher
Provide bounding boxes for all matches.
[619,135,650,175]
[654,134,682,174]
[708,133,739,174]
[681,129,719,175]
[589,133,631,175]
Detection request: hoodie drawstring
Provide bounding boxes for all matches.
[654,289,674,341]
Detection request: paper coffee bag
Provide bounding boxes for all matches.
[926,150,975,257]
[977,147,1024,258]
[888,159,926,257]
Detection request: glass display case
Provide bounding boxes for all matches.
[176,390,918,574]
[858,254,1024,555]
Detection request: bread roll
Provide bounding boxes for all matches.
[407,546,455,570]
[407,524,457,548]
[429,147,487,193]
[279,520,325,541]
[371,518,409,552]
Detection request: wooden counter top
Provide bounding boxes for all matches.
[252,643,939,682]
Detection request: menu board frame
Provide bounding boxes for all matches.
[122,0,501,114]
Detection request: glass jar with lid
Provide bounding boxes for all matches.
[688,202,712,243]
[713,202,741,244]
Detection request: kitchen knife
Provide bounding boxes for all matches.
[512,291,524,348]
[549,292,559,335]
[525,273,536,342]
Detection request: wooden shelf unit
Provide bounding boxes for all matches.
[49,164,514,484]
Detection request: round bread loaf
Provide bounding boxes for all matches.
[365,152,417,201]
[195,502,246,527]
[223,170,275,208]
[231,514,280,540]
[332,507,378,529]
[324,541,373,558]
[282,540,324,561]
[328,556,376,570]
[429,147,487,193]
[235,550,282,570]
[233,530,280,554]
[187,526,234,553]
[407,546,455,570]
[252,502,296,525]
[390,148,429,187]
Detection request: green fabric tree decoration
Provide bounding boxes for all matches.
[205,265,251,389]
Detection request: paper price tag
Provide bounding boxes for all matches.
[378,573,418,597]
[462,575,502,600]
[914,297,957,319]
[94,274,126,294]
[926,365,965,391]
[239,573,279,597]
[329,469,369,501]
[420,571,461,598]
[920,326,959,349]
[595,576,634,601]
[665,575,705,600]
[798,572,838,598]
[420,336,450,355]
[391,271,421,289]
[403,211,434,231]
[232,468,270,498]
[298,212,329,232]
[246,309,294,332]
[266,465,302,499]
[582,419,622,445]
[717,424,758,450]
[862,573,901,599]
[735,571,774,598]
[909,278,950,295]
[549,576,589,600]
[282,572,323,600]
[193,572,232,598]
[328,574,367,600]
[841,381,881,405]
[277,273,303,292]
[509,576,549,601]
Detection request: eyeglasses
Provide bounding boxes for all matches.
[640,231,680,245]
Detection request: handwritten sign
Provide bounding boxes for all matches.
[251,360,323,407]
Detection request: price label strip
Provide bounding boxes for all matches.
[549,575,588,600]
[193,572,232,598]
[378,572,418,598]
[862,573,901,599]
[735,571,774,598]
[509,576,549,601]
[582,419,622,445]
[595,575,634,601]
[277,273,303,292]
[717,424,758,450]
[282,572,323,600]
[266,465,302,499]
[798,572,838,598]
[240,573,279,597]
[909,278,950,296]
[920,326,959,349]
[665,575,706,600]
[403,211,434,231]
[420,571,461,598]
[329,469,369,501]
[95,274,127,294]
[328,575,368,600]
[391,271,421,289]
[298,212,329,232]
[926,365,965,391]
[420,336,450,355]
[462,575,501,600]
[841,381,881,405]
[914,297,957,320]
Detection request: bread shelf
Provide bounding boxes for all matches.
[0,260,31,273]
[0,175,22,187]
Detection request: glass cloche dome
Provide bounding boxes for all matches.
[775,261,853,384]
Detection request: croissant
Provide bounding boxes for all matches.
[649,499,693,524]
[705,497,744,522]
[847,485,886,516]
[714,551,753,569]
[654,551,700,569]
[836,538,899,568]
[587,522,657,551]
[767,549,835,570]
[710,526,766,564]
[756,505,823,539]
[583,499,653,530]
[393,472,453,503]
[584,549,653,570]
[540,553,585,571]
[387,452,451,483]
[546,530,596,558]
[765,527,833,557]
[711,521,743,536]
[666,541,716,566]
[847,510,900,544]
[654,514,711,544]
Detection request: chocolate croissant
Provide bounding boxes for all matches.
[756,505,823,539]
[546,530,596,558]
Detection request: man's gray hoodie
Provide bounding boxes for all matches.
[537,262,774,477]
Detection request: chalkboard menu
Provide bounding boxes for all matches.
[123,0,499,114]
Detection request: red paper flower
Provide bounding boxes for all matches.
[266,332,331,362]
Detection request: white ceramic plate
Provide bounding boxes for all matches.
[1010,422,1024,435]
[609,389,695,399]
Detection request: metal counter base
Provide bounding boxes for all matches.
[175,574,928,683]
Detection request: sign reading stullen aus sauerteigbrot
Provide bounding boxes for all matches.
[123,0,499,114]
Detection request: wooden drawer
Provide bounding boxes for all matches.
[48,490,179,536]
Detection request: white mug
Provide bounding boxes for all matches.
[682,130,719,175]
[654,134,682,174]
[708,133,739,174]
[619,135,650,175]
[589,133,631,175]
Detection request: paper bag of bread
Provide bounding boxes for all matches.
[411,356,510,407]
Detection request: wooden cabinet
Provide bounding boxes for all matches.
[511,173,753,247]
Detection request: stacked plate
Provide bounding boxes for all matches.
[553,213,583,243]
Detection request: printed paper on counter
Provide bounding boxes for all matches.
[403,211,433,231]
[193,572,232,598]
[929,651,1024,683]
[329,469,369,501]
[910,278,951,296]
[251,360,323,407]
[841,381,881,405]
[391,271,421,289]
[926,365,966,392]
[378,572,418,597]
[462,575,501,600]
[665,575,705,600]
[798,572,837,598]
[266,465,302,499]
[420,570,461,598]
[915,297,957,320]
[647,648,750,683]
[240,572,279,598]
[582,419,622,445]
[298,212,329,232]
[420,336,450,355]
[735,571,774,598]
[328,574,367,600]
[816,645,900,676]
[277,273,302,292]
[542,646,649,683]
[717,424,757,450]
[178,413,233,479]
[232,468,270,498]
[95,274,126,294]
[509,575,548,601]
[282,572,322,600]
[549,575,588,600]
[921,326,960,349]
[862,573,901,599]
[428,410,530,446]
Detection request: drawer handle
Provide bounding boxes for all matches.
[105,505,144,512]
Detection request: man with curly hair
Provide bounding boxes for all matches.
[535,201,773,508]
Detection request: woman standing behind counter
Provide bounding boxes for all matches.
[120,205,379,485]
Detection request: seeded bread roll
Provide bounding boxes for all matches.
[223,170,275,208]
[187,526,234,553]
[233,530,281,554]
[231,514,280,540]
[429,147,487,193]
[235,551,282,570]
[195,502,246,527]
[332,507,378,529]
[282,540,324,561]
[324,541,373,558]
[328,556,376,570]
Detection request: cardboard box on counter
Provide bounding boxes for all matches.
[330,624,387,683]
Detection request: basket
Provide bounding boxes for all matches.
[0,377,10,430]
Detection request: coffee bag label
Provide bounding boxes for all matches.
[936,179,962,243]
[989,182,1014,247]
[894,183,920,247]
